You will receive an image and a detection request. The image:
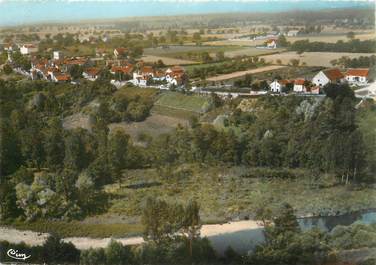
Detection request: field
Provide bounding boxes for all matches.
[154,91,211,114]
[206,65,286,82]
[204,31,376,47]
[224,47,285,58]
[141,54,198,65]
[260,51,376,67]
[109,113,188,142]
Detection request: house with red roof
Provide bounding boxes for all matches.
[50,72,71,83]
[83,67,101,81]
[165,66,186,86]
[20,44,38,55]
[293,79,307,93]
[270,79,291,93]
[265,39,277,49]
[345,68,369,86]
[312,68,344,88]
[114,48,129,59]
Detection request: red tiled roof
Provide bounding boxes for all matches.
[279,79,291,85]
[64,58,87,65]
[23,44,36,48]
[55,74,71,81]
[115,47,128,55]
[84,67,100,76]
[294,79,305,85]
[111,65,133,74]
[141,66,154,74]
[323,68,344,81]
[346,68,369,77]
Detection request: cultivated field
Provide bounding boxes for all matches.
[224,47,285,58]
[260,51,376,67]
[206,65,286,82]
[141,54,198,65]
[204,31,376,47]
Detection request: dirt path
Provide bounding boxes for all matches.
[206,65,286,82]
[0,221,263,251]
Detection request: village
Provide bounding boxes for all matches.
[2,40,374,101]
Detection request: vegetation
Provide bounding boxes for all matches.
[289,39,376,53]
[0,235,80,264]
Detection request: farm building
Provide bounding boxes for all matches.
[345,68,369,86]
[312,68,344,87]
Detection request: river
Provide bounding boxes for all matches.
[1,210,375,255]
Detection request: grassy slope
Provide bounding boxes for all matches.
[154,91,210,114]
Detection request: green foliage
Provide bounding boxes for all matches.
[105,240,134,265]
[328,223,376,250]
[247,204,329,265]
[0,235,80,264]
[290,39,376,53]
[3,64,13,75]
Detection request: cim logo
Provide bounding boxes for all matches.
[6,249,31,261]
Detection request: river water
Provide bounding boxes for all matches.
[209,210,376,255]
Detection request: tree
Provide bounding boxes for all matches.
[3,64,13,75]
[63,131,87,171]
[42,235,80,264]
[346,31,355,40]
[272,203,300,236]
[142,197,181,243]
[108,130,129,185]
[215,50,225,61]
[68,64,83,80]
[290,58,300,66]
[43,118,64,170]
[105,240,134,265]
[181,200,201,257]
[277,35,288,47]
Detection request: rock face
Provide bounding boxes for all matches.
[213,114,228,127]
[29,93,46,109]
[63,113,92,131]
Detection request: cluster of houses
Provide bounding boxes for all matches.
[269,68,370,94]
[5,44,187,89]
[2,42,371,96]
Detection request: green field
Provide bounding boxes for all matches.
[4,220,143,238]
[154,91,211,114]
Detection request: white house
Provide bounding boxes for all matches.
[270,80,281,93]
[293,79,306,93]
[53,51,63,60]
[20,44,38,55]
[266,39,277,49]
[287,30,299,37]
[270,79,290,93]
[312,68,344,87]
[83,67,100,81]
[345,68,369,86]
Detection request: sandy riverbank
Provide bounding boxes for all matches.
[0,220,263,251]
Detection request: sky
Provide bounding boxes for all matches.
[0,0,373,26]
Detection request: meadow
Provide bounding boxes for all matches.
[154,91,211,114]
[260,51,376,67]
